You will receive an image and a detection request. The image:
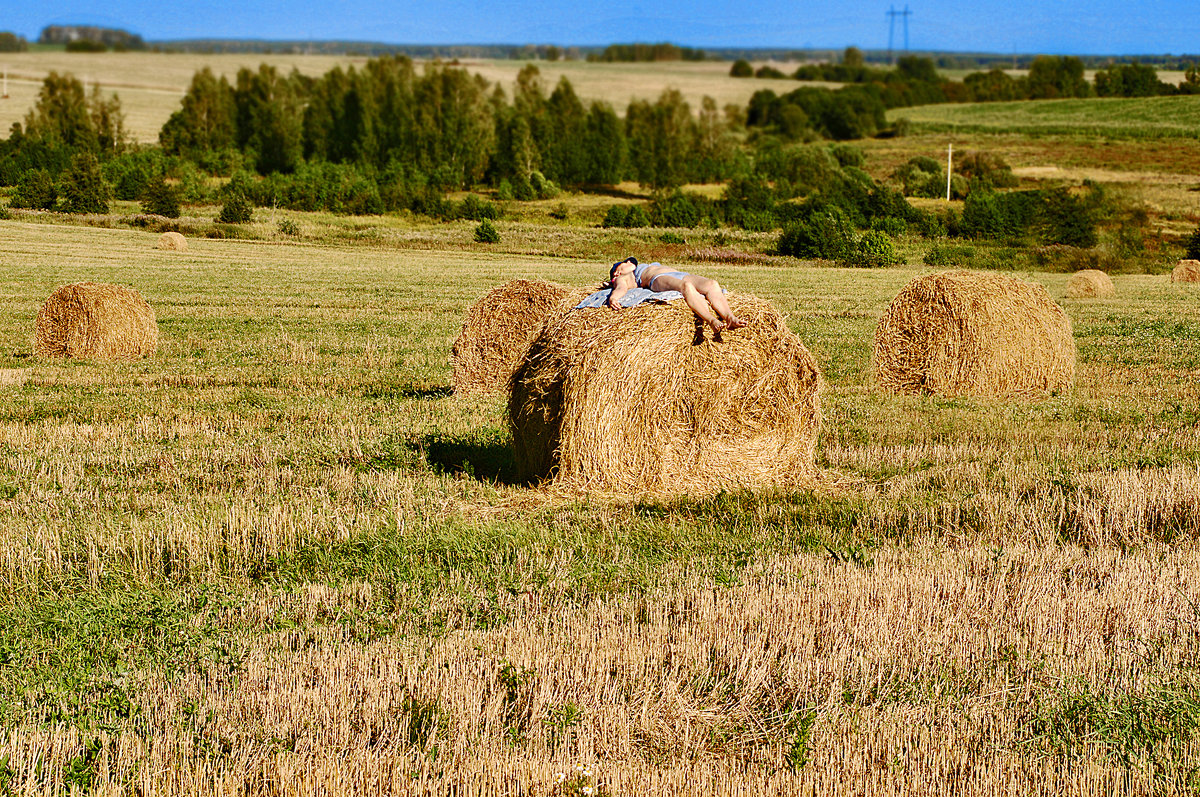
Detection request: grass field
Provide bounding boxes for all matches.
[890,94,1200,139]
[4,211,1200,793]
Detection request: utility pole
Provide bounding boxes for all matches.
[946,143,953,201]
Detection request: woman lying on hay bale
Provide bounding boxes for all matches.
[576,257,747,333]
[511,267,822,496]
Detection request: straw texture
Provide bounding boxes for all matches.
[1172,259,1200,282]
[156,231,187,251]
[873,270,1075,399]
[451,279,581,396]
[508,294,823,496]
[1065,269,1115,299]
[33,282,158,361]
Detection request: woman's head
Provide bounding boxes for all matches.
[608,257,638,284]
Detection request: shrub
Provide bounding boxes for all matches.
[624,205,649,228]
[10,168,57,210]
[659,231,686,244]
[1187,226,1200,260]
[474,219,500,243]
[847,230,900,267]
[458,193,499,221]
[602,205,629,228]
[923,243,976,267]
[530,171,558,199]
[57,153,110,214]
[277,218,300,236]
[650,192,701,228]
[216,194,253,224]
[104,149,168,201]
[1040,188,1097,248]
[776,207,855,260]
[548,202,569,220]
[730,59,754,78]
[141,178,181,218]
[870,216,907,237]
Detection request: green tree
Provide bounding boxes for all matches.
[729,59,753,78]
[234,65,305,174]
[544,77,587,184]
[57,152,110,213]
[1027,56,1090,99]
[141,177,181,218]
[9,168,57,209]
[0,32,28,52]
[23,72,97,153]
[625,89,695,191]
[160,68,237,160]
[217,193,253,223]
[581,102,625,185]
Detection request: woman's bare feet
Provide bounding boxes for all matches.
[725,316,748,330]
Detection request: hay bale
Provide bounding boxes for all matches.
[1172,259,1200,282]
[508,294,823,496]
[1065,269,1115,299]
[451,279,581,395]
[156,231,187,251]
[873,270,1075,399]
[33,282,158,361]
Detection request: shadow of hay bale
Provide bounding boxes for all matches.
[508,294,823,497]
[33,282,158,361]
[1064,269,1115,299]
[409,430,523,484]
[451,279,587,397]
[1172,259,1200,282]
[873,269,1075,399]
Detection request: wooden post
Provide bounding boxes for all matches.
[946,143,953,201]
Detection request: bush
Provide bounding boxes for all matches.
[9,168,57,210]
[730,59,754,78]
[776,207,855,260]
[104,149,168,201]
[624,205,649,228]
[217,194,253,224]
[650,192,701,228]
[530,171,558,199]
[57,153,110,214]
[1187,226,1200,260]
[847,230,900,267]
[870,216,907,237]
[458,194,499,221]
[923,243,976,267]
[659,231,686,244]
[1039,188,1097,248]
[277,218,300,236]
[474,219,500,243]
[548,202,569,220]
[602,205,628,228]
[141,178,181,218]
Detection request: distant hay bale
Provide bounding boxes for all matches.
[1065,269,1115,299]
[1172,259,1200,283]
[451,279,581,395]
[873,270,1075,399]
[157,231,187,251]
[508,294,823,496]
[33,282,158,361]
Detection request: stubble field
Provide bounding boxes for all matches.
[2,206,1200,793]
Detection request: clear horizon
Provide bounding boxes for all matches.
[5,1,1200,58]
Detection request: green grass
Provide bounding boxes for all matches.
[891,95,1200,139]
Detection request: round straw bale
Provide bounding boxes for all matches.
[1065,269,1115,299]
[873,270,1074,399]
[451,279,583,395]
[508,294,823,496]
[156,231,187,251]
[33,282,158,361]
[1171,259,1200,282]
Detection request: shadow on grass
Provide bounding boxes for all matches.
[408,428,528,485]
[362,384,453,400]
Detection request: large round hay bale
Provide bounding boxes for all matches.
[33,282,158,361]
[873,270,1075,399]
[1065,269,1115,299]
[1171,259,1200,282]
[508,294,823,496]
[451,279,580,395]
[156,231,187,251]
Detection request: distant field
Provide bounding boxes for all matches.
[890,94,1200,138]
[0,52,808,143]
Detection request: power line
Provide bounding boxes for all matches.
[886,5,912,64]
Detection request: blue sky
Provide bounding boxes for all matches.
[7,0,1199,55]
